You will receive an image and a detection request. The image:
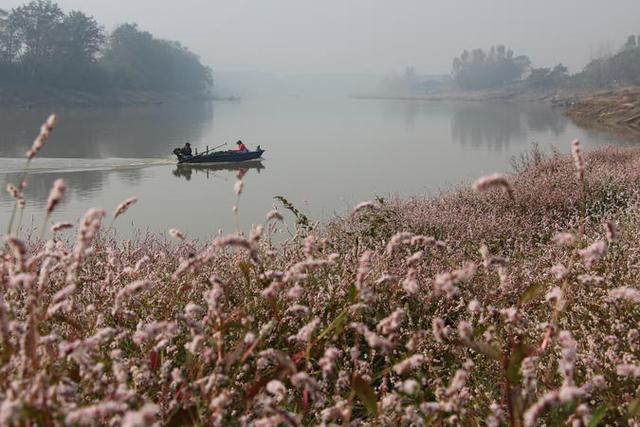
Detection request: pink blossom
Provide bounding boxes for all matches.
[571,139,585,180]
[26,114,57,159]
[114,196,138,219]
[472,173,515,200]
[351,200,376,216]
[578,240,608,268]
[46,179,66,214]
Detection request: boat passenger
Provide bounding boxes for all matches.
[236,140,248,152]
[182,142,192,156]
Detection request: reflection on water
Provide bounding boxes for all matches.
[451,103,524,150]
[0,102,214,158]
[450,103,569,150]
[172,161,265,181]
[0,98,629,238]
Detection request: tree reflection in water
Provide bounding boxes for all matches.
[451,102,569,150]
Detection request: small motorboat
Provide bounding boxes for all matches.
[173,145,265,164]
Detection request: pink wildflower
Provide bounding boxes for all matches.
[550,263,569,281]
[609,287,640,303]
[26,114,57,159]
[616,364,640,378]
[266,209,283,222]
[578,240,607,268]
[472,173,515,200]
[46,179,66,214]
[432,317,448,343]
[318,347,341,377]
[394,354,425,375]
[51,222,74,232]
[351,200,376,216]
[603,220,616,242]
[377,308,406,335]
[266,380,287,402]
[114,196,138,219]
[571,139,585,181]
[386,231,413,255]
[169,228,185,240]
[121,403,159,427]
[552,232,576,247]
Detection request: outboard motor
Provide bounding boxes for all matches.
[173,147,185,162]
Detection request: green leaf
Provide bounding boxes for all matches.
[353,375,378,418]
[506,342,528,384]
[473,341,501,360]
[519,282,547,305]
[239,261,251,286]
[628,399,640,417]
[587,404,607,427]
[317,307,349,341]
[347,284,358,302]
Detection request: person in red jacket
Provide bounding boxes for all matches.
[236,140,248,152]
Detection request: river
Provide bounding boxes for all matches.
[0,98,630,240]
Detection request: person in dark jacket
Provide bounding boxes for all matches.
[182,142,192,156]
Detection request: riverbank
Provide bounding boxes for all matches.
[566,87,640,139]
[0,86,239,108]
[2,141,639,424]
[353,82,586,105]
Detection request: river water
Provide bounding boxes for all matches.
[0,98,630,240]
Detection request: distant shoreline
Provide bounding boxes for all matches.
[0,86,240,109]
[355,85,640,141]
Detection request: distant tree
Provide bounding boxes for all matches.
[101,23,212,94]
[623,35,637,51]
[58,11,104,65]
[0,1,213,96]
[9,0,65,79]
[452,45,530,90]
[527,64,569,88]
[577,34,640,87]
[0,8,20,65]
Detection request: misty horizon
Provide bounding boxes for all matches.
[3,0,640,76]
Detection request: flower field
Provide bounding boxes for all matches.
[1,116,639,426]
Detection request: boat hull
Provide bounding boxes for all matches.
[177,149,264,164]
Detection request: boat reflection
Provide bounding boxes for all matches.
[172,160,265,180]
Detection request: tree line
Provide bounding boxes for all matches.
[451,33,640,91]
[0,0,212,95]
[452,45,531,90]
[575,34,640,87]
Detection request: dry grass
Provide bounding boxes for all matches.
[1,118,639,426]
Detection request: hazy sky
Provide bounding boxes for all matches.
[4,0,640,75]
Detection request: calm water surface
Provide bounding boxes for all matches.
[0,98,630,239]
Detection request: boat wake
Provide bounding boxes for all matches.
[0,157,175,175]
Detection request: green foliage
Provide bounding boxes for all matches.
[274,195,312,233]
[587,405,607,426]
[352,375,378,418]
[0,1,212,95]
[451,45,531,90]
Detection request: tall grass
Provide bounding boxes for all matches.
[0,117,639,426]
